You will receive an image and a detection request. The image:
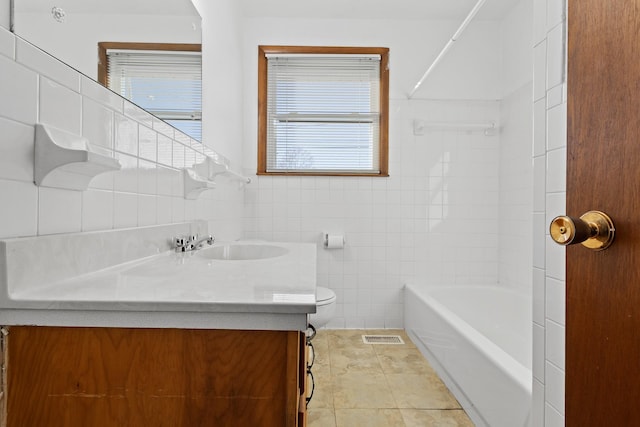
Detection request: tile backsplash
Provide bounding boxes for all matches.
[0,27,243,241]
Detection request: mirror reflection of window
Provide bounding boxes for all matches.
[98,42,202,142]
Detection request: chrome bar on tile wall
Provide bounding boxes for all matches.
[413,120,497,136]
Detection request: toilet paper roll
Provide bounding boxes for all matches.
[325,234,345,249]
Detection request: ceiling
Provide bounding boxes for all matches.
[15,0,199,16]
[16,0,517,21]
[238,0,519,21]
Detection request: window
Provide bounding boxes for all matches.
[98,42,202,141]
[258,46,389,176]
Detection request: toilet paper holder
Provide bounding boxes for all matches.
[323,233,345,249]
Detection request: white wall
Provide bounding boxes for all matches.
[192,0,245,172]
[498,0,534,291]
[13,13,200,81]
[500,0,534,98]
[532,0,567,426]
[0,0,9,30]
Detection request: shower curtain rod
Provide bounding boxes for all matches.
[407,0,487,99]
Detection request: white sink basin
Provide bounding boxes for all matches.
[198,244,289,261]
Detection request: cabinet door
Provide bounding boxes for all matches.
[6,327,303,427]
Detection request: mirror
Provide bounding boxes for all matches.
[11,0,202,141]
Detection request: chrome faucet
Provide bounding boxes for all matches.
[174,234,215,252]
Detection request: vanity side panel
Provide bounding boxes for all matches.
[7,327,297,426]
[0,327,6,427]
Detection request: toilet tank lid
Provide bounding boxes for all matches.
[316,286,336,303]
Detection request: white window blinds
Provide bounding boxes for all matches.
[265,54,381,173]
[106,49,202,141]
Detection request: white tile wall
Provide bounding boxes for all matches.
[545,319,565,370]
[38,186,82,235]
[139,125,158,162]
[533,99,547,156]
[82,98,114,156]
[39,77,82,134]
[113,192,138,229]
[532,379,545,427]
[245,99,502,328]
[0,26,244,246]
[0,179,38,238]
[0,117,35,182]
[80,75,123,112]
[0,25,13,58]
[114,113,139,156]
[545,361,565,413]
[545,404,564,427]
[532,0,567,425]
[533,267,545,325]
[0,54,38,124]
[545,276,565,324]
[546,148,566,192]
[545,24,565,90]
[81,189,114,232]
[137,194,158,227]
[533,43,547,102]
[546,103,566,151]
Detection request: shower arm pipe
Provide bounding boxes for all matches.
[407,0,487,99]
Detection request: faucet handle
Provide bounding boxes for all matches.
[174,235,194,252]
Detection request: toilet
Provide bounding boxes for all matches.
[309,286,337,328]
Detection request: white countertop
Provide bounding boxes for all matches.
[0,225,317,331]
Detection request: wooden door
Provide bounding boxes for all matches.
[567,0,640,425]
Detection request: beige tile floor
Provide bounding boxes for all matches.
[306,329,475,427]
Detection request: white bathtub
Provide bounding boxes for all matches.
[404,284,532,427]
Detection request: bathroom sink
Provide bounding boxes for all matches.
[198,244,289,261]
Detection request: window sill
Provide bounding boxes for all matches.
[257,171,389,177]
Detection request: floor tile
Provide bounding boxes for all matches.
[400,409,475,427]
[329,345,382,375]
[332,372,396,409]
[376,346,437,376]
[327,329,368,348]
[307,408,337,427]
[307,330,472,426]
[335,409,406,427]
[386,374,461,409]
[308,364,333,409]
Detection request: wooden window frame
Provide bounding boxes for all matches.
[97,42,202,87]
[257,45,390,177]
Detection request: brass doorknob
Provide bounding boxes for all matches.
[549,210,615,250]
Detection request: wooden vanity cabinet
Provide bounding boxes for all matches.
[1,326,307,427]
